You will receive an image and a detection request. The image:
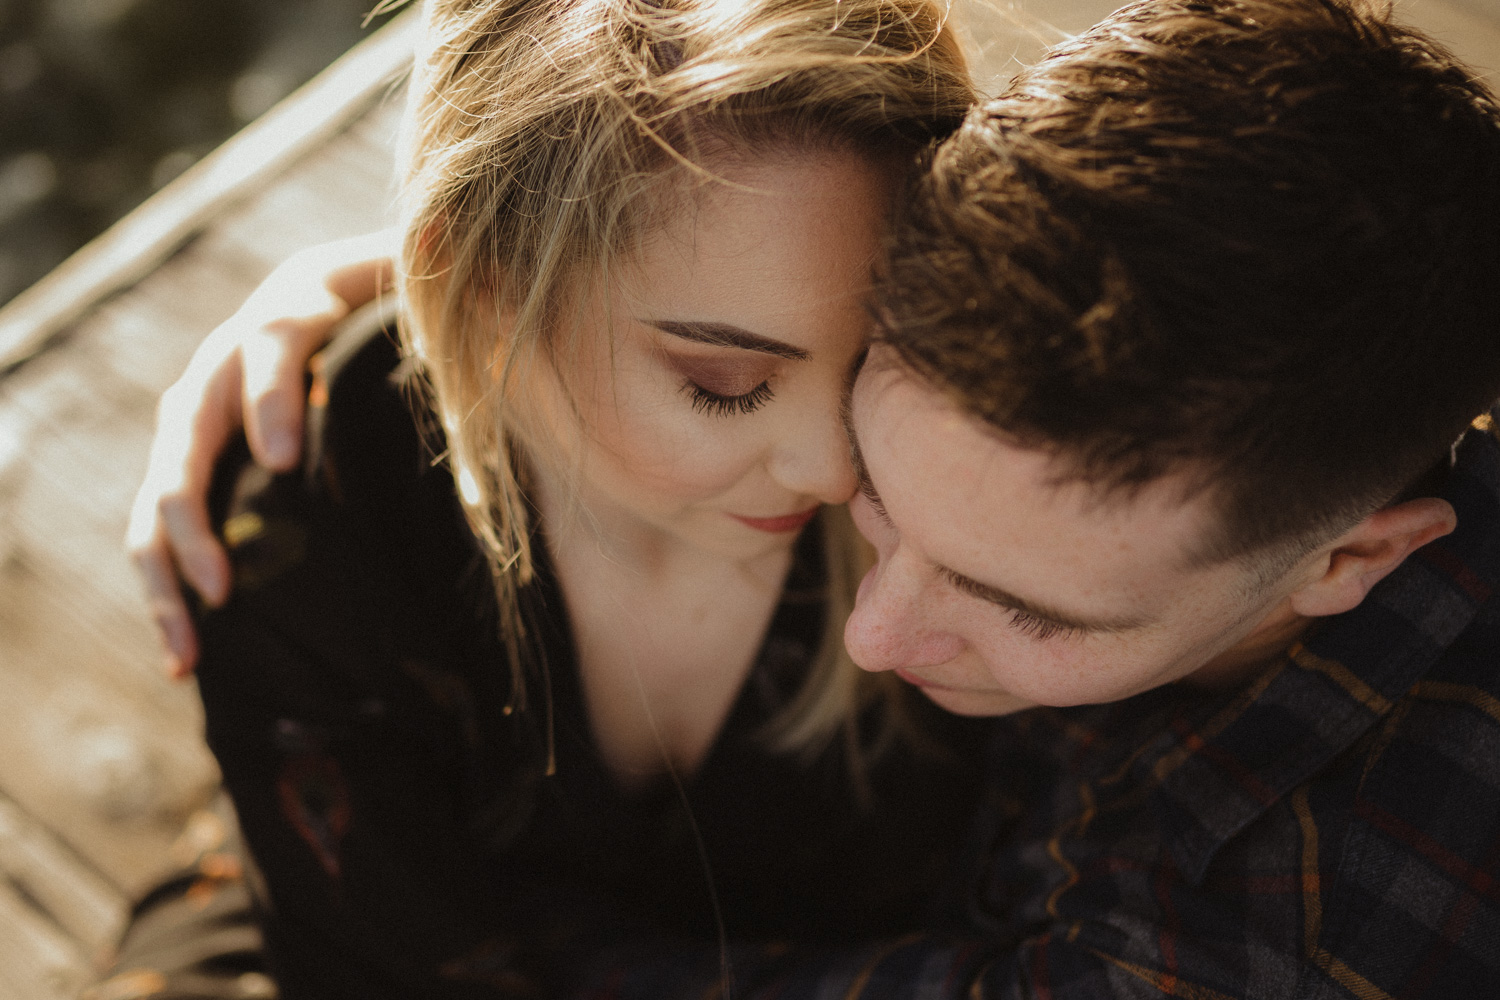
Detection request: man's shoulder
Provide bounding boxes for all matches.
[1264,627,1500,995]
[967,507,1500,997]
[1176,413,1500,990]
[1201,421,1500,990]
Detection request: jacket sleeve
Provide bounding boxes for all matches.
[194,317,543,1000]
[557,922,1180,1000]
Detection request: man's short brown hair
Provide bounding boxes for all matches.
[878,0,1500,564]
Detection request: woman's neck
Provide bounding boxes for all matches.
[533,459,788,584]
[529,462,796,789]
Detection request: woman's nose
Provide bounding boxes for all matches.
[768,392,857,505]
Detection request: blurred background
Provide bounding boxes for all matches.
[0,0,398,308]
[4,0,1500,311]
[4,0,1500,309]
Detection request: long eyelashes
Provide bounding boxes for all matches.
[855,470,1085,644]
[938,566,1084,642]
[859,478,894,527]
[684,380,774,417]
[1004,609,1079,642]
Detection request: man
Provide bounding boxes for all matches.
[123,0,1500,996]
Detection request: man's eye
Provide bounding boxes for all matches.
[859,479,894,527]
[1005,608,1081,642]
[684,380,773,416]
[939,566,1085,642]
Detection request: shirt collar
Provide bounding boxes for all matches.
[1142,418,1500,883]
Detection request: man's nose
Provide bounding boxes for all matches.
[844,554,964,672]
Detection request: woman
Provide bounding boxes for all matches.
[114,0,983,997]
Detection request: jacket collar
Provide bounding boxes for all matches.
[1139,419,1500,883]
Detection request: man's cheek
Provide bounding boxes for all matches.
[995,639,1139,708]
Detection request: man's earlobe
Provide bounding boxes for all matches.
[1290,497,1457,618]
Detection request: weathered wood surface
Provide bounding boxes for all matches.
[0,17,408,998]
[0,10,420,372]
[0,1,1495,998]
[951,0,1500,97]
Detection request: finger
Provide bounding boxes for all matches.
[130,540,202,678]
[128,477,230,611]
[238,240,391,468]
[241,318,333,471]
[322,231,397,308]
[136,366,242,606]
[157,491,232,607]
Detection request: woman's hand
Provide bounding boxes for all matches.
[126,230,397,678]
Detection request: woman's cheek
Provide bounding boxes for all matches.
[590,392,755,503]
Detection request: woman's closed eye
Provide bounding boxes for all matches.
[683,379,774,416]
[662,348,778,417]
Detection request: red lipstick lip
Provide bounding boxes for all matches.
[730,506,820,533]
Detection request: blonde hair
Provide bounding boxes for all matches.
[394,0,974,770]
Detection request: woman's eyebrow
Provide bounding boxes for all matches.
[645,320,809,360]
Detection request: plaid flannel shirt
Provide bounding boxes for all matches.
[573,416,1500,1000]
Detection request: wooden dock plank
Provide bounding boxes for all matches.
[0,30,404,957]
[952,0,1500,96]
[1407,0,1500,74]
[0,877,89,1000]
[0,10,418,372]
[0,793,126,955]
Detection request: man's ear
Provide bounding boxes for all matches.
[1289,497,1457,618]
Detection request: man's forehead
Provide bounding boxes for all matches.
[853,352,1222,590]
[854,355,1054,502]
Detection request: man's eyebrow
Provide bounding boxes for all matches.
[937,566,1152,634]
[645,320,809,360]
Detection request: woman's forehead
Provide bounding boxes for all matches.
[627,154,890,295]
